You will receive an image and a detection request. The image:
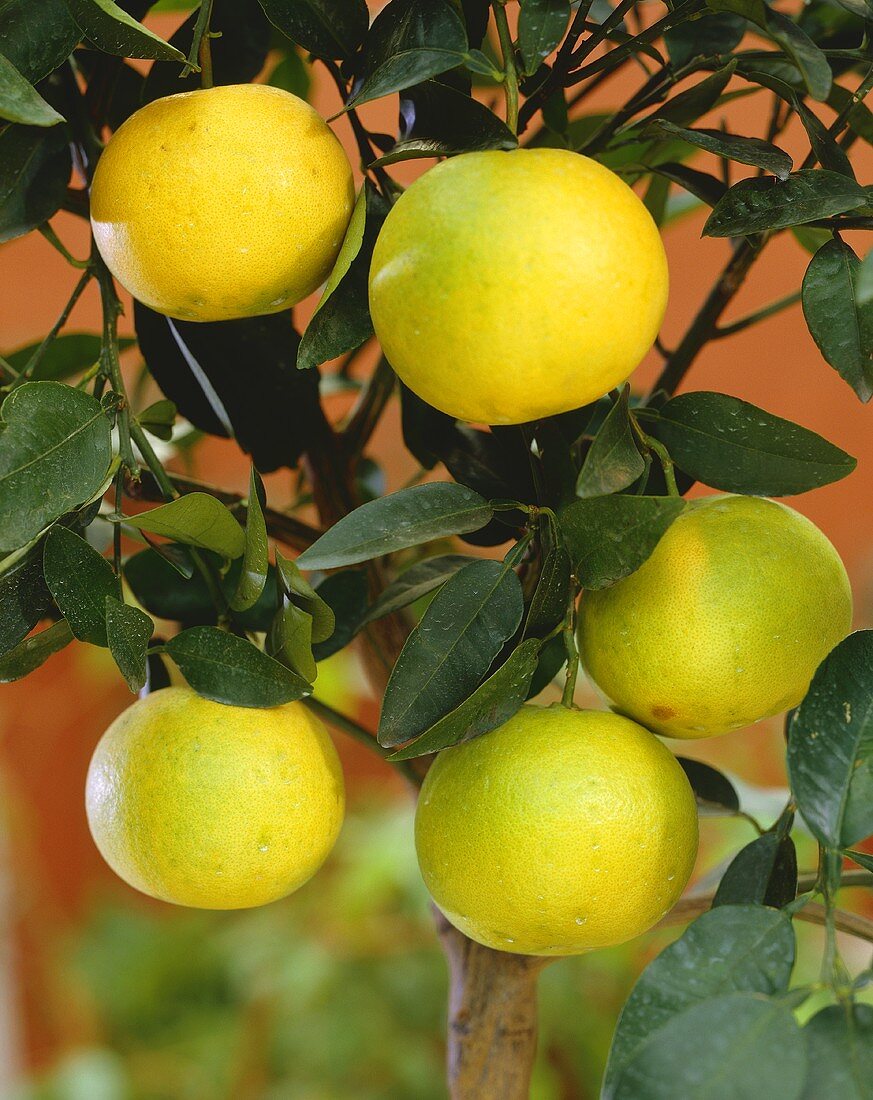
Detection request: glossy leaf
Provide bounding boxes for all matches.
[165,626,311,707]
[604,905,796,1097]
[645,62,737,128]
[795,102,856,179]
[576,389,646,498]
[0,124,72,243]
[268,600,316,683]
[391,638,541,759]
[644,120,793,180]
[310,570,369,661]
[276,551,335,644]
[787,630,873,848]
[677,757,741,815]
[801,1004,873,1100]
[378,558,525,746]
[364,553,476,622]
[518,0,570,76]
[0,542,52,657]
[257,0,368,59]
[613,992,806,1100]
[0,619,73,682]
[802,239,873,402]
[559,495,685,590]
[646,391,856,495]
[43,526,118,646]
[66,0,185,60]
[121,495,245,560]
[0,53,63,126]
[297,484,492,570]
[0,382,111,552]
[704,170,866,237]
[230,467,269,612]
[105,595,152,693]
[713,832,798,908]
[523,544,571,639]
[0,0,80,82]
[664,13,745,67]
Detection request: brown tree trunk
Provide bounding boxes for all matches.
[436,911,546,1100]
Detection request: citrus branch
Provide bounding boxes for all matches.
[492,1,519,134]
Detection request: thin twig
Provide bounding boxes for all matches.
[6,268,93,389]
[493,0,520,133]
[302,696,420,785]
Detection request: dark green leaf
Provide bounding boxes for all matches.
[311,569,369,661]
[0,0,79,83]
[847,849,873,873]
[0,618,73,681]
[645,62,737,128]
[0,53,63,126]
[391,638,541,759]
[647,162,726,207]
[604,905,796,1098]
[165,626,310,707]
[517,0,569,77]
[0,382,112,552]
[137,398,177,441]
[665,13,745,68]
[613,992,805,1100]
[677,757,740,814]
[523,545,571,638]
[378,558,524,746]
[713,832,798,908]
[526,632,566,698]
[802,239,873,402]
[257,0,368,59]
[787,630,873,848]
[268,600,316,683]
[559,495,685,590]
[65,0,185,60]
[121,494,246,560]
[801,1004,873,1100]
[349,0,468,110]
[5,334,134,383]
[42,526,118,646]
[576,389,646,498]
[267,49,311,100]
[297,184,390,371]
[364,553,476,622]
[647,391,856,495]
[0,542,52,657]
[296,483,492,570]
[105,595,152,693]
[0,124,72,243]
[795,102,856,179]
[276,551,335,643]
[704,170,866,237]
[230,467,269,612]
[644,120,793,180]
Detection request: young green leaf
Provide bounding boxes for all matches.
[268,600,317,683]
[257,0,368,59]
[230,467,269,612]
[165,626,311,707]
[296,483,493,570]
[137,398,177,441]
[517,0,570,77]
[0,619,73,681]
[121,494,246,560]
[787,630,873,848]
[378,558,525,746]
[576,389,646,498]
[391,638,542,759]
[0,382,112,552]
[704,170,866,237]
[802,239,873,402]
[267,48,311,99]
[603,905,796,1098]
[275,551,335,643]
[105,595,152,693]
[0,124,72,242]
[0,53,64,126]
[801,1004,873,1100]
[676,757,740,815]
[645,391,856,495]
[712,832,798,909]
[65,0,185,60]
[559,495,685,590]
[643,120,793,180]
[43,526,119,646]
[364,553,476,623]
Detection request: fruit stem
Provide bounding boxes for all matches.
[644,435,680,498]
[561,579,581,708]
[492,1,519,134]
[187,0,215,88]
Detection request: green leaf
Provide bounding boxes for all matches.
[801,1004,873,1100]
[0,124,72,243]
[644,120,793,180]
[558,495,685,590]
[275,551,335,643]
[677,757,740,815]
[310,569,368,661]
[0,618,73,681]
[644,62,737,128]
[712,832,798,908]
[517,0,569,77]
[795,102,856,179]
[0,541,52,657]
[576,389,646,498]
[267,49,311,99]
[613,992,805,1100]
[391,638,541,759]
[523,544,571,639]
[0,382,112,552]
[707,0,832,100]
[65,0,185,61]
[42,526,118,646]
[0,52,63,126]
[164,626,311,707]
[5,333,134,383]
[348,0,469,109]
[120,494,246,560]
[664,14,745,68]
[267,600,316,683]
[378,558,524,746]
[297,184,390,371]
[365,553,475,622]
[296,483,492,571]
[137,398,176,441]
[605,906,796,1097]
[646,391,856,495]
[230,468,269,612]
[704,170,867,237]
[0,0,80,83]
[257,0,368,59]
[787,630,873,848]
[847,849,873,873]
[802,239,873,403]
[105,595,152,692]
